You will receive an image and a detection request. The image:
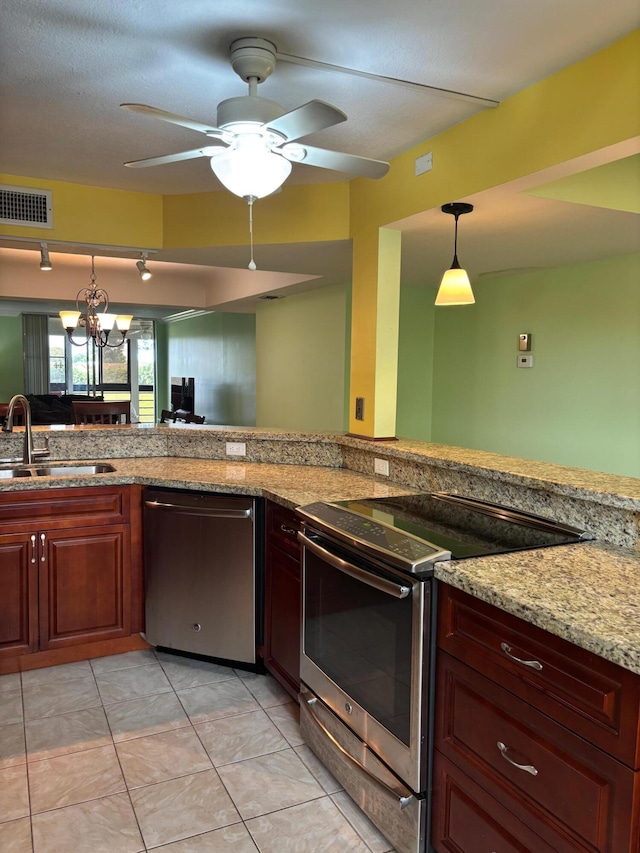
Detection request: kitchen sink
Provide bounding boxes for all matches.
[0,463,116,478]
[0,466,33,479]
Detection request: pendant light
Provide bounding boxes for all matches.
[435,202,475,306]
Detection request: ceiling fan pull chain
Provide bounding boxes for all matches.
[248,198,257,271]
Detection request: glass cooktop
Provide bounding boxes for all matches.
[296,492,593,574]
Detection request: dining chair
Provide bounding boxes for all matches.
[0,402,26,426]
[72,400,132,425]
[184,413,205,424]
[159,409,177,423]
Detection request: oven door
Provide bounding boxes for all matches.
[299,527,431,794]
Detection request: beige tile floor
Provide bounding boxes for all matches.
[0,650,395,852]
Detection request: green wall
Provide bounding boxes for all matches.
[256,284,349,431]
[167,312,256,425]
[426,253,640,477]
[0,316,24,400]
[396,287,435,441]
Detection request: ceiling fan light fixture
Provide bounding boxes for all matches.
[209,137,291,199]
[436,202,475,306]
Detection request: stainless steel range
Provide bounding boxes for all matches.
[296,493,592,853]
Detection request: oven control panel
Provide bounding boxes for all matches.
[297,501,451,572]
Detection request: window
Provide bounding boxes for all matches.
[46,317,157,423]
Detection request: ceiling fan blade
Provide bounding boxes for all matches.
[265,100,346,142]
[120,103,226,137]
[124,146,223,169]
[276,53,500,109]
[279,144,389,179]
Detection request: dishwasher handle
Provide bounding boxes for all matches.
[144,499,252,519]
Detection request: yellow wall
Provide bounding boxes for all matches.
[349,29,640,235]
[163,181,350,248]
[0,174,163,248]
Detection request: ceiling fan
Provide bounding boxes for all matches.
[121,37,392,203]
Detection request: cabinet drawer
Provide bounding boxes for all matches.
[438,584,640,768]
[266,501,301,557]
[0,486,130,532]
[432,750,557,853]
[436,652,639,852]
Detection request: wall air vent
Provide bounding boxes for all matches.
[0,184,53,228]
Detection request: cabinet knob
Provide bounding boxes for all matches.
[500,642,542,671]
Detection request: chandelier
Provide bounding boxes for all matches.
[59,255,133,348]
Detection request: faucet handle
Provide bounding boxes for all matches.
[32,435,50,460]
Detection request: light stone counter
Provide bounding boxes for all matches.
[435,542,640,675]
[1,425,639,675]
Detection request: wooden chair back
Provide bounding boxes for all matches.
[0,402,26,426]
[72,400,131,425]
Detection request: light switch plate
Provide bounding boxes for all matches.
[226,441,246,456]
[374,458,390,476]
[517,354,533,368]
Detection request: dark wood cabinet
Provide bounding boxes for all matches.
[0,532,38,656]
[0,486,142,664]
[39,524,131,650]
[432,584,640,853]
[263,501,301,700]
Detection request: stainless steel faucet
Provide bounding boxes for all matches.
[1,395,50,465]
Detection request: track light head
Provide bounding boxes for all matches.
[136,254,152,281]
[39,243,52,271]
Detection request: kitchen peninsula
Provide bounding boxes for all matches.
[2,422,639,851]
[1,421,639,675]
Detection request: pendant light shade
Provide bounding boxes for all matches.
[435,202,475,306]
[209,135,292,200]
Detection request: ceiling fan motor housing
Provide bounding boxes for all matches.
[229,37,278,83]
[216,96,286,131]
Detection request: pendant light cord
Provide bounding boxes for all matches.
[248,199,256,271]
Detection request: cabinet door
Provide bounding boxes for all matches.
[38,524,131,650]
[264,542,301,699]
[0,532,38,657]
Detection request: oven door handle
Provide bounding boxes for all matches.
[304,695,415,810]
[298,533,412,599]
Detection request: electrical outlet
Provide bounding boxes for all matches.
[355,397,365,420]
[225,441,246,456]
[374,458,390,476]
[517,355,533,368]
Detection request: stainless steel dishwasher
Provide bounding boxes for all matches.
[143,487,262,666]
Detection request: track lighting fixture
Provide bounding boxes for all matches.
[435,202,475,306]
[39,243,52,271]
[136,253,152,281]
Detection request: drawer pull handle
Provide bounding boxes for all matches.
[280,524,297,535]
[40,532,46,562]
[30,534,37,564]
[497,741,538,776]
[500,642,542,671]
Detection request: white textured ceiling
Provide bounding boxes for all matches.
[0,0,638,309]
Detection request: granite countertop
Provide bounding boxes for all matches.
[1,453,638,676]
